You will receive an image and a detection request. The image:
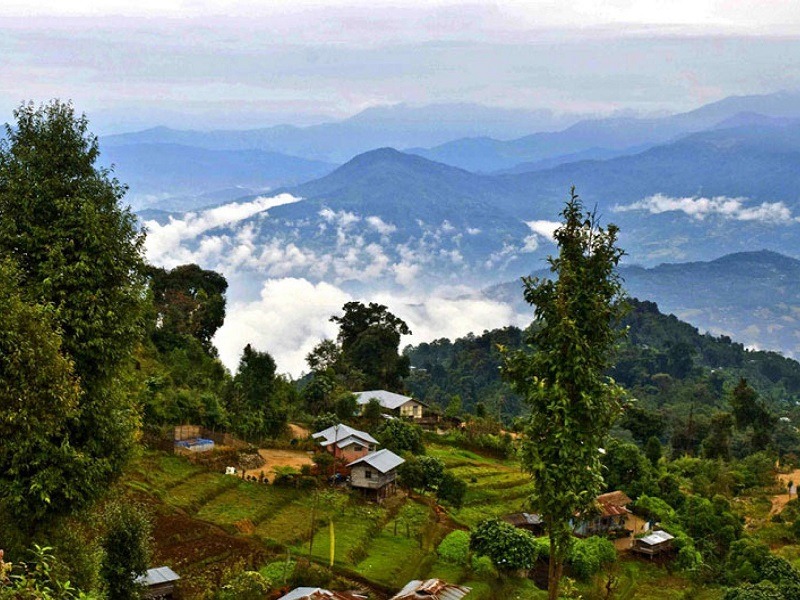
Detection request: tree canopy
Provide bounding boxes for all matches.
[503,188,626,600]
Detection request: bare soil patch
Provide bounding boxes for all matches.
[771,469,800,515]
[288,423,310,439]
[244,448,315,481]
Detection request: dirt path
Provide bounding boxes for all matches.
[770,469,800,515]
[288,423,310,439]
[244,448,314,482]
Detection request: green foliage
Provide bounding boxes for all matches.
[645,436,663,467]
[99,501,152,600]
[311,413,339,433]
[437,472,468,509]
[377,419,425,455]
[437,531,471,565]
[601,438,655,498]
[362,398,384,427]
[211,569,271,600]
[503,188,625,598]
[148,264,228,354]
[0,545,91,600]
[0,100,146,520]
[726,538,800,599]
[731,380,776,452]
[0,262,83,523]
[331,301,411,391]
[398,456,444,491]
[227,344,288,440]
[470,519,539,572]
[566,536,616,581]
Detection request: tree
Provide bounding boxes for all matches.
[437,472,467,509]
[362,398,384,428]
[100,501,152,600]
[228,344,287,440]
[470,519,539,572]
[503,188,626,600]
[703,412,735,460]
[645,436,663,467]
[0,100,146,514]
[330,301,411,391]
[730,379,775,451]
[148,264,228,354]
[0,261,83,524]
[376,419,425,455]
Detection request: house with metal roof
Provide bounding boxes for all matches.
[347,449,405,501]
[311,423,379,463]
[573,490,633,537]
[277,587,367,600]
[632,530,675,558]
[503,512,544,536]
[135,566,180,599]
[390,579,471,600]
[353,390,426,420]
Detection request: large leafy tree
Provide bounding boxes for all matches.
[148,263,228,353]
[503,188,626,600]
[227,344,288,440]
[0,101,147,517]
[330,301,411,391]
[0,261,82,523]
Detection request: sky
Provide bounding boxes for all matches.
[2,1,800,132]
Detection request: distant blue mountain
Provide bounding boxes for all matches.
[489,250,800,358]
[100,143,335,209]
[102,103,580,163]
[409,90,800,172]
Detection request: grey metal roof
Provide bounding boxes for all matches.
[390,579,471,600]
[347,449,405,473]
[312,424,378,446]
[638,530,675,546]
[336,435,372,449]
[135,566,180,586]
[277,588,366,600]
[353,390,418,410]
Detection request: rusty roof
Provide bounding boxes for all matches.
[390,579,471,600]
[596,491,632,507]
[277,588,367,600]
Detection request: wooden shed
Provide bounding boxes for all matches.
[633,530,675,558]
[136,566,180,599]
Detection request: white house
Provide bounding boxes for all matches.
[353,390,425,420]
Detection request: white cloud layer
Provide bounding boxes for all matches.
[614,193,796,224]
[214,278,525,376]
[143,193,302,267]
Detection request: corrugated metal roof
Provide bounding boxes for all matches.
[277,587,367,600]
[504,512,542,527]
[390,579,471,600]
[312,424,378,446]
[353,390,417,410]
[597,491,632,507]
[135,566,180,586]
[638,530,674,546]
[347,449,405,473]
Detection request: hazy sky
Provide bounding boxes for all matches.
[2,1,800,132]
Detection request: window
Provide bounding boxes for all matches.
[365,469,372,479]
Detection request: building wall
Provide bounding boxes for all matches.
[399,401,423,418]
[350,465,396,489]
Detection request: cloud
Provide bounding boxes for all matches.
[614,193,795,224]
[526,220,560,239]
[143,193,302,266]
[214,277,524,377]
[366,215,397,235]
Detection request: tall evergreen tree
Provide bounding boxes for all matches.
[0,101,147,517]
[503,188,626,600]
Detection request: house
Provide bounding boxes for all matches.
[348,449,405,501]
[390,579,471,600]
[136,566,180,599]
[311,424,379,463]
[353,390,426,420]
[503,512,544,536]
[633,530,675,558]
[277,587,367,600]
[573,490,632,537]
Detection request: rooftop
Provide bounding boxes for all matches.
[135,566,180,587]
[353,390,418,410]
[348,449,405,473]
[637,530,675,546]
[277,587,367,600]
[312,424,378,447]
[597,491,632,507]
[390,579,471,600]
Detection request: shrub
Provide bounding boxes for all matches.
[212,570,271,600]
[470,519,539,572]
[567,536,616,581]
[437,531,470,565]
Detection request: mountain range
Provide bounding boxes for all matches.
[489,250,800,359]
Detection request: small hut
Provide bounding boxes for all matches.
[633,530,675,558]
[390,579,471,600]
[136,566,180,599]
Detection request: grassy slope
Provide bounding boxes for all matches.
[126,447,731,599]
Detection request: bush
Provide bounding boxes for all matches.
[470,519,539,572]
[437,473,467,509]
[437,531,470,565]
[567,536,616,581]
[470,555,497,578]
[212,570,271,600]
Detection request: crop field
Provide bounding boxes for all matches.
[128,447,717,599]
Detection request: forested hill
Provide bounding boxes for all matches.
[403,298,800,424]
